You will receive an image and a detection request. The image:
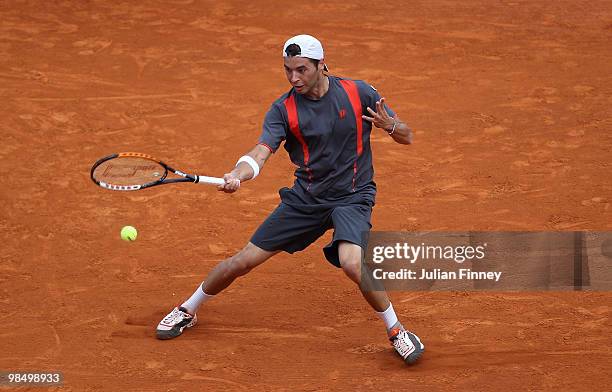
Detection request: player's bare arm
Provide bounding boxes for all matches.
[217,144,272,193]
[362,97,413,145]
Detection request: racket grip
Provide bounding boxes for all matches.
[197,175,225,185]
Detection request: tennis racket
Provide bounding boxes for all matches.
[90,152,224,191]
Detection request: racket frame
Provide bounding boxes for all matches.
[90,152,221,191]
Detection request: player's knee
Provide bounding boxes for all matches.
[340,257,362,283]
[224,253,254,277]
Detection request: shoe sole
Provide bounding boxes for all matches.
[403,333,425,365]
[156,316,197,340]
[404,349,424,364]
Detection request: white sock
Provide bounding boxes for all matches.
[181,283,214,314]
[377,303,399,331]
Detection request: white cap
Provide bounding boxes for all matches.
[283,34,328,71]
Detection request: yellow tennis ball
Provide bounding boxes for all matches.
[121,226,138,242]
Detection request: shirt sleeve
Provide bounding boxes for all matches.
[258,104,287,153]
[357,81,396,119]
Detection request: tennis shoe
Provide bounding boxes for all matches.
[389,328,425,364]
[156,306,197,340]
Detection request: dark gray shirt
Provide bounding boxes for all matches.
[259,76,394,206]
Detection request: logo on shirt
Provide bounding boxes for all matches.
[339,108,347,119]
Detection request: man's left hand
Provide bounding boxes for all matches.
[362,97,395,132]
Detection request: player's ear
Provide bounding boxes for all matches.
[319,59,326,73]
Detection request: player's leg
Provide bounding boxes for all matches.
[337,241,389,311]
[201,242,279,296]
[157,201,328,340]
[337,241,424,364]
[156,242,277,340]
[326,205,425,364]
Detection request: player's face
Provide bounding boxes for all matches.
[283,56,321,95]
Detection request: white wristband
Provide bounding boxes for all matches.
[236,155,260,179]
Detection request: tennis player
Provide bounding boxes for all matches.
[157,34,424,364]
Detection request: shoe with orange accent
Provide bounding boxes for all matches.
[389,328,424,364]
[156,306,197,340]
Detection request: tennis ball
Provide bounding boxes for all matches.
[121,225,138,242]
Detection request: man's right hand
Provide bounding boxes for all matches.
[217,172,241,193]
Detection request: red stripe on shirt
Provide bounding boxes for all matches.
[339,80,364,191]
[339,79,363,156]
[257,142,274,153]
[283,94,310,165]
[284,94,313,190]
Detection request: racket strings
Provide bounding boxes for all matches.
[92,157,166,186]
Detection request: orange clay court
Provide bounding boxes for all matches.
[1,1,611,391]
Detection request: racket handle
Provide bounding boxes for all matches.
[197,175,225,185]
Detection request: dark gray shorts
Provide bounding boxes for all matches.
[250,201,372,268]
